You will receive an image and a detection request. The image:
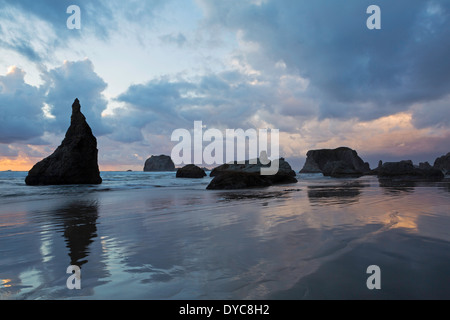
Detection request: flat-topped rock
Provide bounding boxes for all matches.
[299,147,370,177]
[206,172,274,190]
[144,155,175,172]
[25,99,102,185]
[210,157,296,177]
[207,157,297,190]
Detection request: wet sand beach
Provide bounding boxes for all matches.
[1,172,450,299]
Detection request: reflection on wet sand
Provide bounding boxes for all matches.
[379,177,450,195]
[378,179,416,194]
[52,200,99,267]
[269,228,450,300]
[439,179,450,193]
[2,173,449,299]
[47,197,110,298]
[0,195,105,299]
[216,189,301,203]
[307,181,366,206]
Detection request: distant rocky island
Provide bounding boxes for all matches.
[143,155,175,172]
[138,147,449,190]
[25,99,102,186]
[299,147,448,180]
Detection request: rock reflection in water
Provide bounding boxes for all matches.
[217,189,301,202]
[307,182,365,206]
[52,200,99,267]
[439,179,450,193]
[378,179,416,195]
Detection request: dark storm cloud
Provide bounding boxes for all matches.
[411,97,450,129]
[2,0,448,155]
[199,0,450,122]
[115,71,278,138]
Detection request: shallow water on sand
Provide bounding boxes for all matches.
[1,172,449,299]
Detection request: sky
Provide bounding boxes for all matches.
[0,0,449,171]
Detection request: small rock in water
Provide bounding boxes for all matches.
[176,164,206,178]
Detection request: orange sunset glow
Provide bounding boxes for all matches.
[2,110,448,172]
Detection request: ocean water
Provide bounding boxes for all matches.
[1,171,449,300]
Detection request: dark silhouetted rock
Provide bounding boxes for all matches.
[25,99,102,185]
[378,160,444,179]
[210,157,296,177]
[299,147,370,177]
[176,164,206,178]
[433,152,450,174]
[419,162,432,170]
[143,155,175,172]
[206,172,274,190]
[207,157,297,190]
[367,160,383,175]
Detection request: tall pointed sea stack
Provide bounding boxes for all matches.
[25,99,102,185]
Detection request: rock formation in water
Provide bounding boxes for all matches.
[433,152,450,174]
[210,157,296,177]
[367,160,383,175]
[419,162,432,170]
[176,164,207,178]
[143,155,175,172]
[25,99,102,185]
[207,172,274,190]
[299,147,370,177]
[206,157,297,190]
[378,160,444,179]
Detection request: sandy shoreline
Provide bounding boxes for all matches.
[1,175,450,299]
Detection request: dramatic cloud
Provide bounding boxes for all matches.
[0,144,18,158]
[199,0,450,122]
[42,59,110,135]
[0,0,170,63]
[0,58,110,145]
[0,66,45,143]
[115,71,279,135]
[1,1,449,170]
[411,95,450,129]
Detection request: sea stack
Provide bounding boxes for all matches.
[25,99,102,185]
[143,155,175,172]
[299,147,370,177]
[433,152,450,175]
